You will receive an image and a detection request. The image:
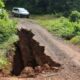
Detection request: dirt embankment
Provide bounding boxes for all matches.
[11,29,61,77]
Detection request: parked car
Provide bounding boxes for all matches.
[12,7,30,18]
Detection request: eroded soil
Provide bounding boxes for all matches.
[11,29,61,77]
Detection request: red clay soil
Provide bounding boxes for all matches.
[0,76,64,80]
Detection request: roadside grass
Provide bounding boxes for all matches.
[31,14,57,20]
[0,34,18,71]
[32,15,80,46]
[0,2,18,73]
[0,15,18,70]
[0,55,11,75]
[0,34,18,50]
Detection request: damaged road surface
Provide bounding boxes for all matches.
[11,29,61,77]
[1,19,80,80]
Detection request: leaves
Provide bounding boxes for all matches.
[0,0,4,8]
[37,16,80,41]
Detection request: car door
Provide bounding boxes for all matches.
[12,8,19,14]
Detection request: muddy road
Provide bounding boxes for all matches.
[1,19,80,80]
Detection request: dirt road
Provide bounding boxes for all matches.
[2,19,80,80]
[16,19,80,80]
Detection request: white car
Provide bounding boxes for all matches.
[12,7,30,18]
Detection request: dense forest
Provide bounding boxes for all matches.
[5,0,80,14]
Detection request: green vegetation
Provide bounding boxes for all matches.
[0,0,4,8]
[0,53,12,74]
[0,0,18,70]
[5,0,80,15]
[34,13,80,45]
[0,1,17,48]
[70,36,80,45]
[69,10,80,22]
[0,55,9,69]
[0,18,17,43]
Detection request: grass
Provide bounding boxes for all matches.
[32,15,80,45]
[0,34,18,49]
[0,8,18,72]
[70,36,80,45]
[0,34,18,55]
[0,34,18,71]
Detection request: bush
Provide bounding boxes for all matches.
[37,16,80,44]
[59,19,75,39]
[0,7,17,44]
[0,9,9,19]
[0,0,17,71]
[0,0,17,45]
[38,17,75,39]
[0,56,8,69]
[0,10,17,43]
[0,53,11,74]
[0,18,17,43]
[49,17,75,39]
[73,22,80,35]
[0,0,4,8]
[69,10,80,22]
[70,36,80,44]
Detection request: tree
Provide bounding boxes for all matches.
[0,0,4,8]
[5,0,80,14]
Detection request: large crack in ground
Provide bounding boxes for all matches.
[10,29,61,77]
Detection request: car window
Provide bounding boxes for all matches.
[13,9,19,11]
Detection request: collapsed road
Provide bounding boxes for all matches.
[1,19,80,80]
[11,29,61,76]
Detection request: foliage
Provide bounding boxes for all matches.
[0,0,4,8]
[0,53,11,73]
[0,55,8,69]
[0,34,18,50]
[69,10,80,22]
[57,18,75,39]
[0,9,9,19]
[70,36,80,44]
[0,0,17,44]
[0,0,17,71]
[0,18,17,43]
[0,2,17,45]
[36,15,80,44]
[5,0,80,14]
